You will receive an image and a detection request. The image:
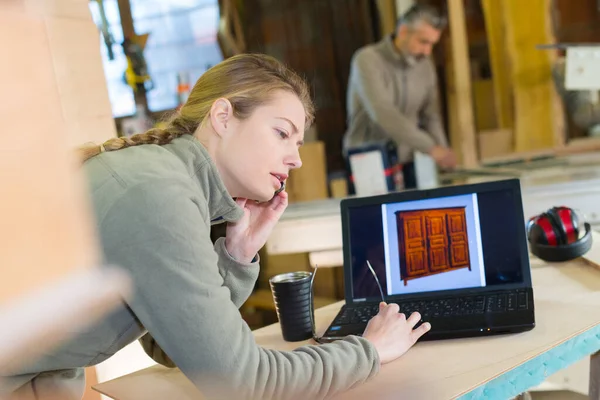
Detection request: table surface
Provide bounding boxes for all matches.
[94,256,600,400]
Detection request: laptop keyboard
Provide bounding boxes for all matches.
[333,290,530,326]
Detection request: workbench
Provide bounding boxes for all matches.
[91,153,600,398]
[94,254,600,399]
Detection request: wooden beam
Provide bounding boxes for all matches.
[444,40,461,162]
[1,0,104,305]
[116,0,148,111]
[555,136,600,156]
[501,0,565,151]
[447,0,478,167]
[376,0,397,37]
[116,0,134,39]
[481,0,514,131]
[217,0,246,58]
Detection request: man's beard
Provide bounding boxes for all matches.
[404,52,426,65]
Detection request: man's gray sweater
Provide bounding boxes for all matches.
[343,35,448,163]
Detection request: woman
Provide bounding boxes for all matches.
[2,54,430,400]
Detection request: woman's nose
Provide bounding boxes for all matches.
[286,148,302,169]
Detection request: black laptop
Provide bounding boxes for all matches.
[320,178,535,342]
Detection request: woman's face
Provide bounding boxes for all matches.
[214,90,306,202]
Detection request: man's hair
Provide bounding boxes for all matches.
[396,4,447,31]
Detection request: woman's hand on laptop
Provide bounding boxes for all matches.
[362,302,431,364]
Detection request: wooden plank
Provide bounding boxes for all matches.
[116,0,134,39]
[286,141,328,204]
[477,137,600,162]
[481,0,514,131]
[24,0,92,19]
[329,177,348,198]
[1,0,25,13]
[116,0,150,112]
[217,0,246,57]
[258,252,312,289]
[447,0,478,167]
[0,6,103,305]
[376,0,397,37]
[472,79,497,131]
[479,149,556,167]
[45,16,117,146]
[266,214,343,255]
[478,129,513,161]
[308,249,344,268]
[556,137,600,156]
[502,0,565,152]
[444,39,461,165]
[0,3,134,378]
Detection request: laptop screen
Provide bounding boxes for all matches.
[343,180,529,302]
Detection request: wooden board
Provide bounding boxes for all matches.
[447,0,478,167]
[0,1,119,388]
[556,137,600,156]
[376,0,397,37]
[94,261,600,400]
[478,129,513,161]
[472,79,497,131]
[0,0,112,305]
[266,213,343,255]
[445,44,461,164]
[286,141,328,204]
[502,0,565,152]
[481,0,513,131]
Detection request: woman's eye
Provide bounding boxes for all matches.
[276,129,289,139]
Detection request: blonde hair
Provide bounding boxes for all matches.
[80,53,314,162]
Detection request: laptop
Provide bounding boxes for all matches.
[320,178,535,342]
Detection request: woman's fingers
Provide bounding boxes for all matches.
[411,322,432,341]
[406,312,421,327]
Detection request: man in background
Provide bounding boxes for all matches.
[343,4,456,189]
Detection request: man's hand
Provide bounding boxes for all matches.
[224,190,288,263]
[429,146,457,170]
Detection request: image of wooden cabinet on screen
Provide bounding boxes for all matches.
[395,207,471,286]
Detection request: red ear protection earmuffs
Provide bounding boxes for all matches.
[527,206,593,262]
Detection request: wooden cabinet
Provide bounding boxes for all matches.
[395,207,471,286]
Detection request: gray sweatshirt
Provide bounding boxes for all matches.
[343,35,448,163]
[0,135,379,400]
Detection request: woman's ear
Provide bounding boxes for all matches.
[209,98,234,137]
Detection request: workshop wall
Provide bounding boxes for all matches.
[239,0,380,172]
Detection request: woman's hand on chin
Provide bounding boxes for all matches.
[224,190,288,263]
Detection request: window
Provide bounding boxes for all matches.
[89,0,135,118]
[89,0,222,118]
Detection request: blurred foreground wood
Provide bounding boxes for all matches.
[0,0,122,392]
